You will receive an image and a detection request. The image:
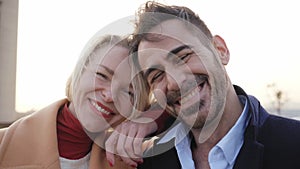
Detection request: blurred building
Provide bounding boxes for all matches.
[0,0,19,125]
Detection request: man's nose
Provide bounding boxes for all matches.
[166,71,185,91]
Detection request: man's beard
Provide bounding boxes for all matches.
[180,99,207,129]
[165,75,210,128]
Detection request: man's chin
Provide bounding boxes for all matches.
[178,114,204,128]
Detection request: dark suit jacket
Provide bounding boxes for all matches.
[138,85,300,169]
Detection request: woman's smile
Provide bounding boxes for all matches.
[89,99,116,119]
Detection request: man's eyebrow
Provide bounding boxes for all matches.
[167,45,192,60]
[144,64,163,79]
[143,45,192,79]
[98,65,114,75]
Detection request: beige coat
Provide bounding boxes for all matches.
[0,99,134,169]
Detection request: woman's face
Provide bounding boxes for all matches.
[71,45,133,133]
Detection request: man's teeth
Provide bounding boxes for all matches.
[180,87,199,105]
[92,101,111,115]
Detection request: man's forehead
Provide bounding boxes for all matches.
[144,19,190,44]
[137,27,189,58]
[136,19,212,66]
[137,41,174,61]
[137,19,208,50]
[138,37,180,54]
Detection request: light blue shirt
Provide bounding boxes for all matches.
[157,96,249,169]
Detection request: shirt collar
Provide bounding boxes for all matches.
[156,95,250,166]
[211,95,249,165]
[157,122,189,146]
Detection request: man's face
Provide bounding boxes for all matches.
[137,19,228,131]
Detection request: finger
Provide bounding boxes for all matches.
[124,124,139,158]
[126,124,145,164]
[116,123,129,158]
[117,123,141,167]
[114,155,139,168]
[117,156,139,168]
[105,129,120,166]
[133,130,145,158]
[119,132,140,168]
[105,150,115,167]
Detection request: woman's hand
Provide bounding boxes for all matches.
[105,117,158,168]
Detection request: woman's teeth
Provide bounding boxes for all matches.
[92,101,111,115]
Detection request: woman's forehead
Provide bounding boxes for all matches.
[92,45,129,70]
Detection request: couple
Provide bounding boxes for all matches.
[1,1,300,169]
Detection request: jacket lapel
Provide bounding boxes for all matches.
[233,139,264,169]
[233,125,264,169]
[233,85,265,169]
[139,86,267,169]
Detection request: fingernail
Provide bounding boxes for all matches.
[108,160,113,167]
[131,164,137,168]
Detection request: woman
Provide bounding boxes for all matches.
[0,34,148,169]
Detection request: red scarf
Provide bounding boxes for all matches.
[57,103,93,159]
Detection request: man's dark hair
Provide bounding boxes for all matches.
[129,1,213,85]
[130,1,213,52]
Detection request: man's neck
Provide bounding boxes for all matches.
[190,85,243,168]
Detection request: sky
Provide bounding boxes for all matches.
[16,0,300,114]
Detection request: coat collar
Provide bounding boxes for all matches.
[140,85,267,169]
[0,99,67,168]
[233,135,264,169]
[233,85,265,169]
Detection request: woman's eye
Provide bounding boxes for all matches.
[120,89,134,98]
[96,72,108,80]
[128,91,134,97]
[150,71,164,84]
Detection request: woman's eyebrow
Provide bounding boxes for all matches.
[98,65,114,75]
[144,64,163,79]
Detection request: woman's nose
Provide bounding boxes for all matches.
[101,89,113,102]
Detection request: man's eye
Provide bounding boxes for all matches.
[175,53,192,64]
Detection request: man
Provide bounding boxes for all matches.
[130,1,300,169]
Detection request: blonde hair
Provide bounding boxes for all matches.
[65,34,130,101]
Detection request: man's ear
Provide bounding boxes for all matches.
[213,35,230,65]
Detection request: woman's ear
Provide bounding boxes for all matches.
[213,35,230,65]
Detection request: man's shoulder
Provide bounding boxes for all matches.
[263,114,300,130]
[258,114,300,144]
[252,114,300,168]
